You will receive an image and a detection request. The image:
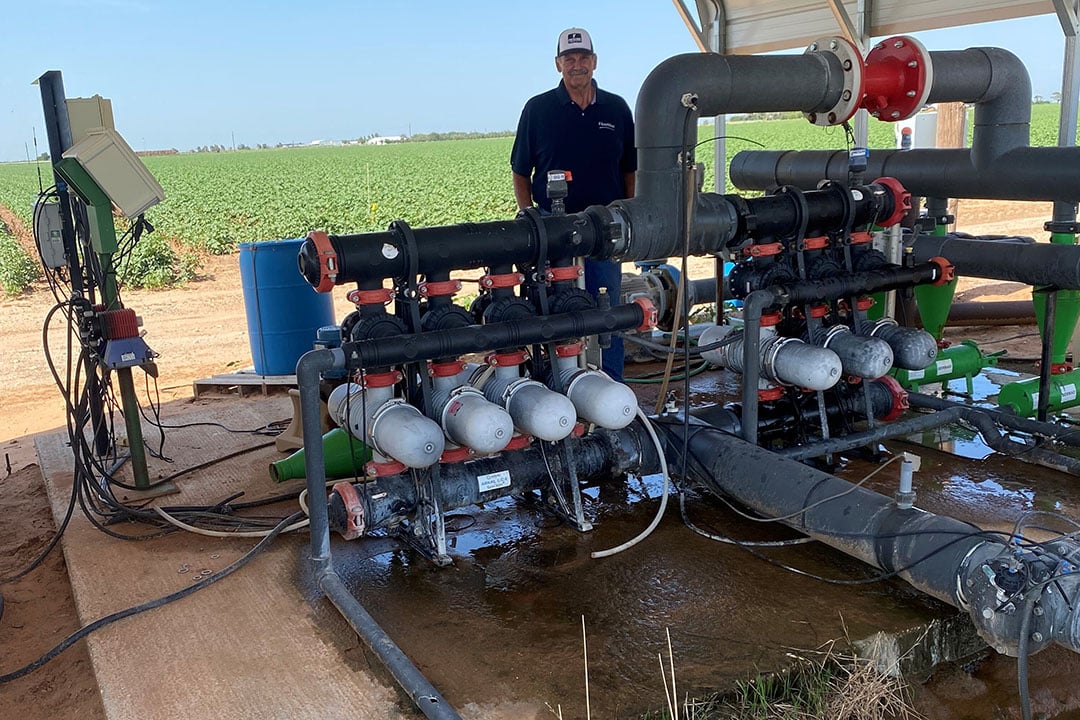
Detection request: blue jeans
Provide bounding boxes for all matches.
[584,258,624,381]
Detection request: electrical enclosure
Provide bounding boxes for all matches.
[61,128,165,218]
[33,199,66,268]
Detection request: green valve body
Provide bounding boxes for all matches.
[998,368,1080,418]
[891,340,998,392]
[913,221,956,341]
[270,427,372,483]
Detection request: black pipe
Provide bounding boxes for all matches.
[779,262,943,304]
[729,147,1080,204]
[656,420,989,606]
[340,304,646,369]
[907,392,1080,447]
[327,430,656,535]
[299,206,616,289]
[946,301,1034,327]
[909,235,1080,289]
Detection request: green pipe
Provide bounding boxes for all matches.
[998,367,1080,417]
[891,340,1001,394]
[270,428,372,483]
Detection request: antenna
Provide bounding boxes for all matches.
[32,127,44,194]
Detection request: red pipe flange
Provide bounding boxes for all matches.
[365,459,407,477]
[487,350,528,367]
[758,387,784,402]
[760,312,783,327]
[439,446,473,464]
[861,36,934,122]
[504,434,533,451]
[872,176,911,228]
[430,360,465,377]
[856,296,875,312]
[361,370,402,388]
[555,341,585,358]
[804,36,865,127]
[306,231,339,293]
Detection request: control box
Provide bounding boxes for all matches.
[33,199,66,268]
[61,128,165,218]
[66,95,115,145]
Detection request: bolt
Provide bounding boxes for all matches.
[982,607,994,619]
[908,60,919,68]
[828,112,837,124]
[1033,606,1045,616]
[559,417,569,426]
[349,505,362,515]
[894,40,904,49]
[1032,632,1044,643]
[807,113,817,123]
[843,59,853,71]
[891,111,901,119]
[871,111,880,118]
[809,43,819,51]
[906,90,917,97]
[841,89,852,101]
[967,578,975,587]
[830,40,838,50]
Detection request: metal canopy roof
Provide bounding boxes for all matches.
[680,0,1075,54]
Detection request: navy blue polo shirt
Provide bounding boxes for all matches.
[511,80,636,214]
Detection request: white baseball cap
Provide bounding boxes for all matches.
[557,28,593,56]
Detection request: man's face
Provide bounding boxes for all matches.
[556,51,597,91]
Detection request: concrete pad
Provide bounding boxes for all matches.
[38,396,404,720]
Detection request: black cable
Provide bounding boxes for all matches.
[0,511,303,684]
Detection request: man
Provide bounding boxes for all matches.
[511,27,636,381]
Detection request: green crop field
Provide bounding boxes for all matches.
[0,103,1072,295]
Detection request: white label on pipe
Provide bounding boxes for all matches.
[907,369,925,380]
[477,470,511,493]
[936,358,953,375]
[1062,384,1077,402]
[1032,391,1040,407]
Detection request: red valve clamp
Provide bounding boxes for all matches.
[419,279,462,297]
[632,296,659,331]
[346,287,393,306]
[929,256,956,286]
[306,231,339,293]
[872,177,912,228]
[487,350,528,367]
[758,387,784,402]
[480,272,525,289]
[803,236,828,251]
[546,265,584,282]
[555,342,585,358]
[361,370,402,388]
[743,242,783,258]
[877,375,909,422]
[332,482,365,540]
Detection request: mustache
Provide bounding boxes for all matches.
[569,69,589,76]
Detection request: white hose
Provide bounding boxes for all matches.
[591,408,670,559]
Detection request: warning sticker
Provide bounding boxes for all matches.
[1062,384,1077,402]
[936,358,953,375]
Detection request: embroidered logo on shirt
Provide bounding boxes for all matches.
[598,121,616,131]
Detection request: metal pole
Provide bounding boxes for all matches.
[37,71,109,457]
[1038,288,1058,422]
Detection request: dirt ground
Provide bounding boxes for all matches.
[0,198,1064,719]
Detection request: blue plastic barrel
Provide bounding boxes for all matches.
[239,238,335,376]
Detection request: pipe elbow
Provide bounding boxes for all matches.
[297,347,342,386]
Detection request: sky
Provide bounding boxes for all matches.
[1,1,1075,162]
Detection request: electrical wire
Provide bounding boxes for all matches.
[677,492,816,547]
[0,511,303,684]
[591,408,671,559]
